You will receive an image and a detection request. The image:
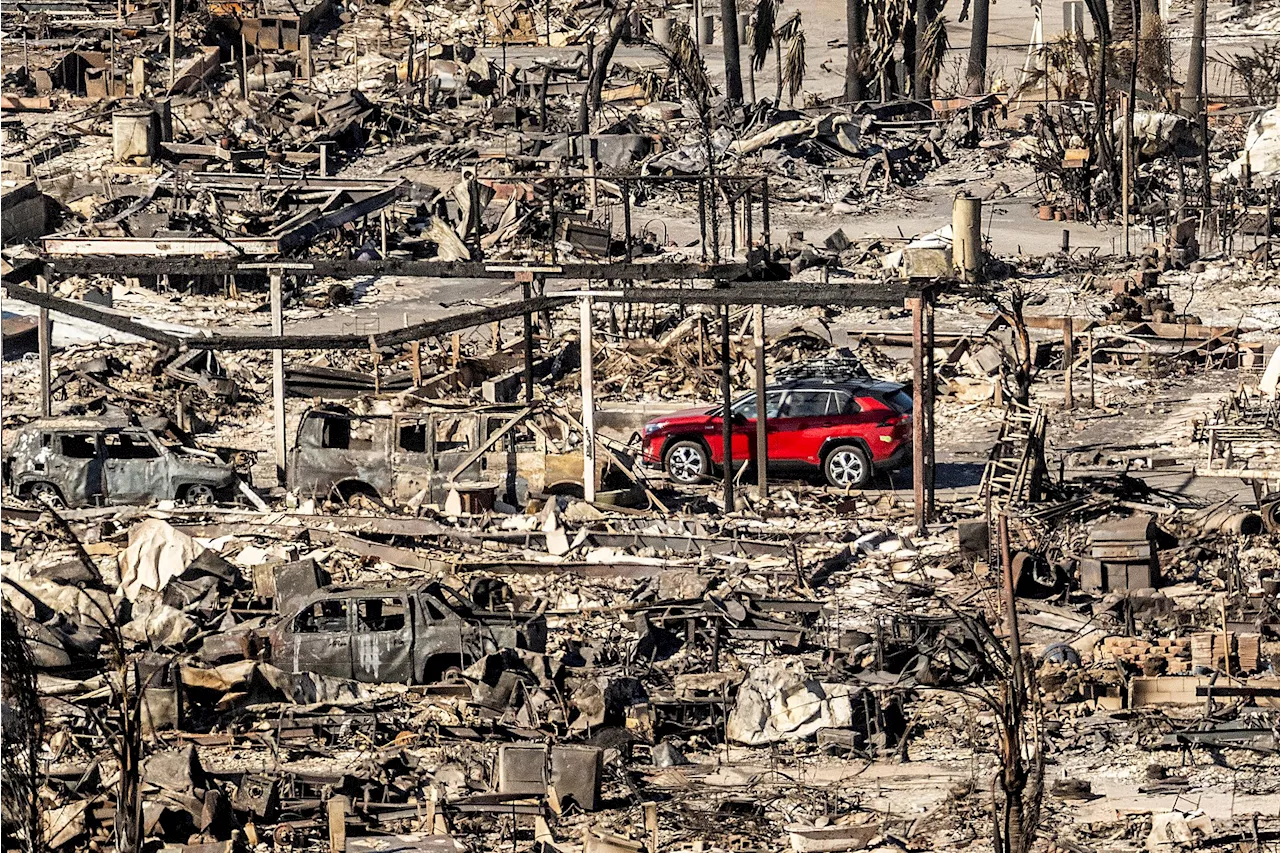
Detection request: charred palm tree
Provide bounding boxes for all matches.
[648,21,722,259]
[749,4,806,105]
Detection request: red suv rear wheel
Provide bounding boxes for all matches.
[823,444,871,488]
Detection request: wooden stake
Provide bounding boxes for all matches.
[451,332,460,369]
[327,796,349,853]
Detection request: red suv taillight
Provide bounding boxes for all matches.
[877,413,909,427]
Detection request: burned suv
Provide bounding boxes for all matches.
[3,415,241,507]
[641,374,912,488]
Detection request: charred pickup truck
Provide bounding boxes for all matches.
[3,415,249,507]
[265,581,548,684]
[288,402,631,506]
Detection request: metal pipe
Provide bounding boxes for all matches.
[753,303,768,497]
[721,303,734,512]
[579,295,597,502]
[911,295,925,534]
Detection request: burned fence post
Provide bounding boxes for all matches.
[37,272,52,417]
[754,302,768,498]
[580,294,597,502]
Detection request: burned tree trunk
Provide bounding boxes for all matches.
[844,0,865,100]
[966,0,990,94]
[912,0,933,99]
[588,7,631,117]
[721,0,744,102]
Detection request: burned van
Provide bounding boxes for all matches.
[287,403,625,506]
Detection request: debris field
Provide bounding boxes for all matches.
[2,0,1280,851]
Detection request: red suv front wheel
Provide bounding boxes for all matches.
[665,440,710,484]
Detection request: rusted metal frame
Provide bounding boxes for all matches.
[582,284,910,307]
[41,257,757,281]
[6,284,573,352]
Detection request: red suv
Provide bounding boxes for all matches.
[641,378,912,488]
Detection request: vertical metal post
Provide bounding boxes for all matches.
[911,295,925,534]
[168,0,177,89]
[521,273,535,404]
[697,179,708,262]
[548,183,558,264]
[753,303,768,497]
[271,271,287,487]
[469,177,482,260]
[579,296,597,502]
[728,195,737,256]
[924,290,936,522]
[760,178,771,249]
[1121,93,1131,256]
[1063,316,1074,409]
[745,190,754,249]
[37,274,52,418]
[1088,330,1096,408]
[720,303,734,512]
[622,178,633,262]
[999,514,1023,686]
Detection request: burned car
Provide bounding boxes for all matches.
[287,402,630,505]
[3,415,244,507]
[265,581,548,684]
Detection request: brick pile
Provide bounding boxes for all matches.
[1099,636,1192,673]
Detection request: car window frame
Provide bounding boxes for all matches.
[782,389,835,419]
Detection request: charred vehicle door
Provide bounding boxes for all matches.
[281,597,353,678]
[350,594,414,682]
[418,585,509,664]
[102,430,168,504]
[47,432,104,505]
[390,415,436,504]
[429,413,482,499]
[289,410,392,499]
[480,415,548,504]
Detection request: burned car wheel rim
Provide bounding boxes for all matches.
[184,484,215,505]
[29,483,64,507]
[827,450,865,487]
[667,446,706,482]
